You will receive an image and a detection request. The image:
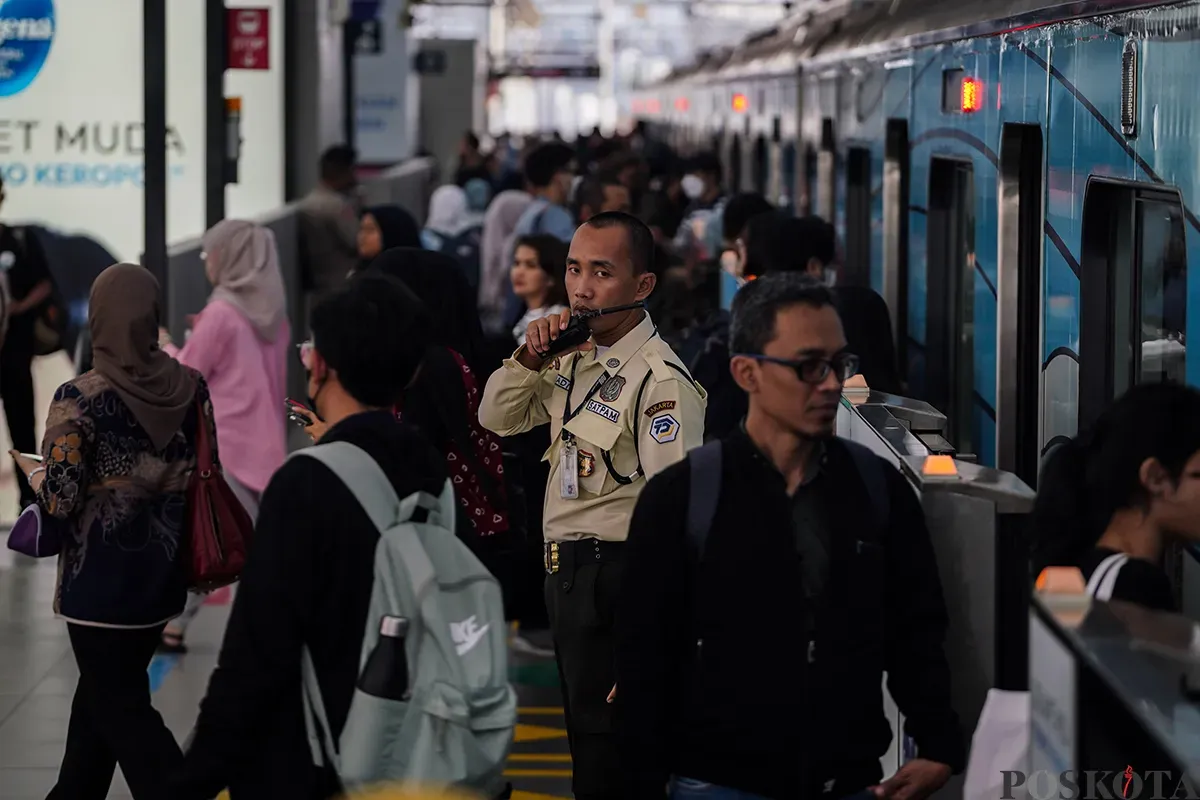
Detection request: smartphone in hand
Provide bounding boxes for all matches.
[285,398,314,428]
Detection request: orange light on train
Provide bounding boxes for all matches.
[961,77,983,113]
[675,97,689,112]
[731,92,748,113]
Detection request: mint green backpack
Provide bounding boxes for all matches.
[295,441,516,795]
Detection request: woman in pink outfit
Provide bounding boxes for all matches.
[158,219,290,652]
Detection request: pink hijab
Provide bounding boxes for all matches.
[201,220,287,342]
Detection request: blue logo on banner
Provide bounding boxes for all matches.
[0,0,55,98]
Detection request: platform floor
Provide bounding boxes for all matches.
[0,355,572,799]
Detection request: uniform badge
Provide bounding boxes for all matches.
[606,358,620,369]
[599,375,626,402]
[644,400,676,417]
[555,375,571,391]
[584,399,620,424]
[578,449,595,477]
[649,413,680,444]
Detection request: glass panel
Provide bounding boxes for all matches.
[1137,198,1187,385]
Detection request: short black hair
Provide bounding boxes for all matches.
[573,174,623,220]
[319,144,357,181]
[730,272,833,355]
[688,152,722,178]
[311,272,430,407]
[745,214,838,278]
[581,211,655,275]
[462,131,480,150]
[523,142,575,188]
[722,192,774,242]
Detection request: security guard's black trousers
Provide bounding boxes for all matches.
[545,539,624,800]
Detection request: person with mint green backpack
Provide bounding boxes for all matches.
[174,273,515,800]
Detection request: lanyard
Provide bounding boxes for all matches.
[561,354,609,440]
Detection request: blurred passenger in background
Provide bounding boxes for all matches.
[158,220,290,653]
[672,152,725,263]
[357,205,422,270]
[503,142,578,330]
[480,191,534,335]
[453,131,487,186]
[509,234,570,344]
[464,176,494,217]
[299,145,360,315]
[0,175,56,513]
[718,193,775,280]
[22,263,216,800]
[573,175,632,224]
[422,185,486,289]
[366,249,517,585]
[1031,382,1200,611]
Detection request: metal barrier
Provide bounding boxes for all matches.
[1031,591,1200,783]
[837,390,1035,795]
[164,157,436,405]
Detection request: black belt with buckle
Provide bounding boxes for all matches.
[544,539,625,574]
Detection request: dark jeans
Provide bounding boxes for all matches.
[47,623,183,800]
[0,337,35,508]
[546,553,624,800]
[670,777,772,799]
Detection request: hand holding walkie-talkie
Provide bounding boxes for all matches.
[519,302,646,369]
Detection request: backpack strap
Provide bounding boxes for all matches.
[842,440,890,537]
[1086,552,1129,601]
[686,440,724,563]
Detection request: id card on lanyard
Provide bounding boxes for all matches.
[559,355,608,500]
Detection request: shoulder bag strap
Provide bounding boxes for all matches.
[686,440,723,563]
[193,394,214,472]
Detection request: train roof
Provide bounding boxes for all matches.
[651,0,1187,85]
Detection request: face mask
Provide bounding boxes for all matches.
[681,174,704,200]
[824,268,838,288]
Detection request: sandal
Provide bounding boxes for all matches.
[158,630,188,654]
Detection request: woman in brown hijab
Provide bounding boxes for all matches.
[11,263,220,800]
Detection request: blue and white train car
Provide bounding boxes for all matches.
[646,0,1198,489]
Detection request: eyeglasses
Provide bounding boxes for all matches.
[297,340,314,370]
[733,352,860,385]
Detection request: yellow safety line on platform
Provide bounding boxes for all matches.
[508,753,572,762]
[516,706,565,715]
[504,768,573,778]
[514,723,569,743]
[511,791,570,800]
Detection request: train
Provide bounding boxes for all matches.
[631,0,1197,488]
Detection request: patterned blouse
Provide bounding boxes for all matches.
[37,370,218,629]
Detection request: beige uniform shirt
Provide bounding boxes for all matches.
[479,313,707,542]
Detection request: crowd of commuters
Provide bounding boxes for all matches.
[6,124,1200,800]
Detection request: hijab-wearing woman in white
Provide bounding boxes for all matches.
[158,219,291,652]
[421,184,483,252]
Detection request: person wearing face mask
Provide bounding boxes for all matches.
[479,212,708,800]
[616,273,962,800]
[173,273,450,800]
[672,152,726,263]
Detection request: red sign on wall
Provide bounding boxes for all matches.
[227,8,270,70]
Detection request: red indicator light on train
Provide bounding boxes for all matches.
[732,93,748,113]
[961,77,983,113]
[647,99,661,114]
[675,97,689,112]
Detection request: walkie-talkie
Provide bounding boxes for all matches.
[540,301,646,358]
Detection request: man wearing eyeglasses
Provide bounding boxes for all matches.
[614,273,963,800]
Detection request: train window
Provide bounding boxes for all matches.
[1079,180,1187,430]
[927,157,977,456]
[817,119,836,222]
[845,147,872,288]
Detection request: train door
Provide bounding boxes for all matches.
[882,120,909,376]
[1079,178,1189,611]
[927,157,977,457]
[845,146,872,288]
[996,124,1044,488]
[1079,180,1187,427]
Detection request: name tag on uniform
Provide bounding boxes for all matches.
[555,375,571,391]
[584,399,619,424]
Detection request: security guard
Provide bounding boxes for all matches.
[480,211,706,800]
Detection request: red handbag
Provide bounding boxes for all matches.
[186,395,253,590]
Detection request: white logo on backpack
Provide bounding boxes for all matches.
[452,615,491,656]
